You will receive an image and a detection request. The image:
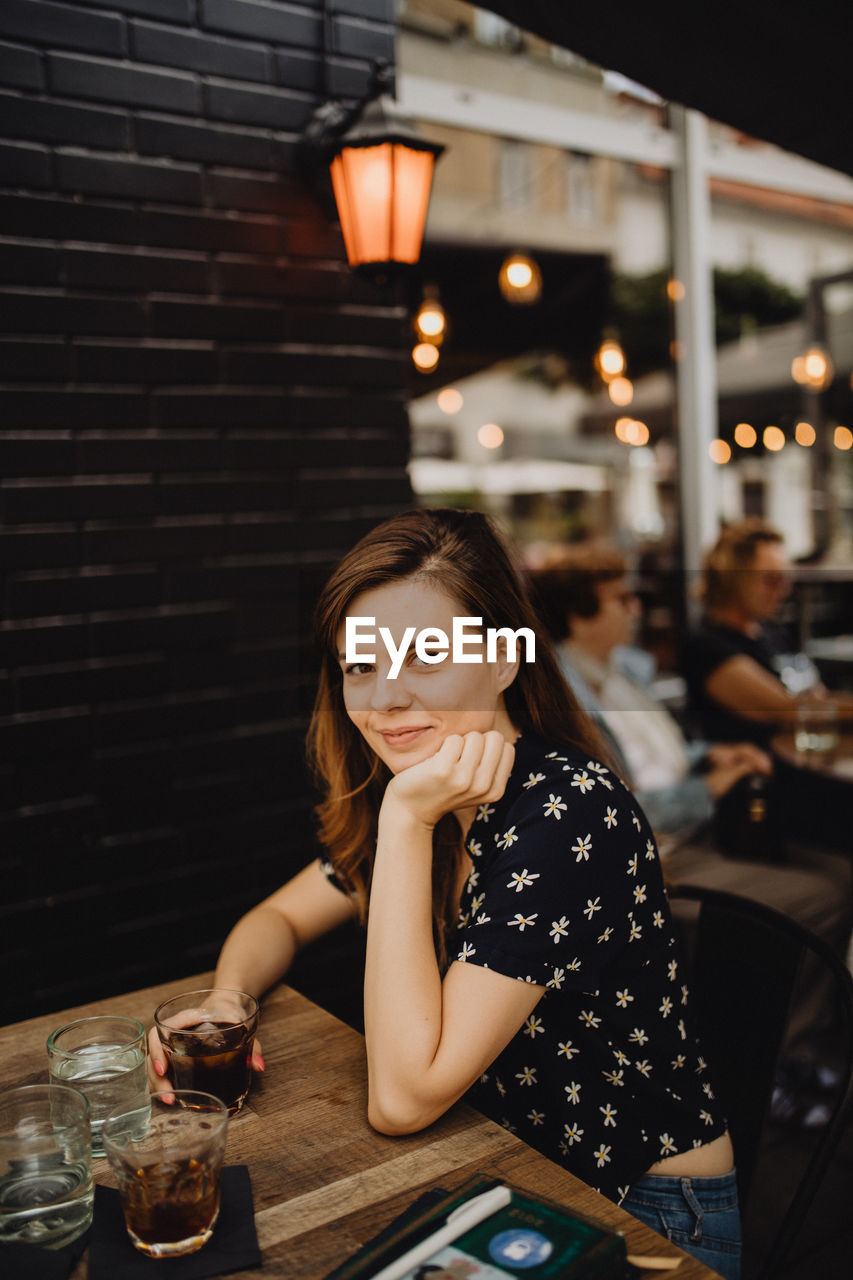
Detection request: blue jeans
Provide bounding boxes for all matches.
[621,1169,741,1280]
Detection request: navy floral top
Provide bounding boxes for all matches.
[320,732,727,1205]
[453,733,727,1204]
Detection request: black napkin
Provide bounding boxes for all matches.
[88,1165,261,1279]
[0,1229,89,1280]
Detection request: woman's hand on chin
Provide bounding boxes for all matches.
[382,730,514,830]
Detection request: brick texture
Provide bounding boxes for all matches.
[0,0,410,1027]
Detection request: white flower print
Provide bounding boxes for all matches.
[672,1054,686,1070]
[629,920,643,942]
[700,1109,714,1126]
[468,868,480,888]
[703,1082,715,1100]
[557,1040,579,1059]
[470,893,485,914]
[627,853,638,876]
[528,1109,545,1126]
[495,1078,506,1097]
[597,926,614,944]
[583,896,601,920]
[603,1069,625,1087]
[677,1018,687,1041]
[629,1027,649,1045]
[633,883,647,904]
[523,771,546,789]
[697,1056,707,1073]
[659,995,673,1017]
[645,838,656,860]
[600,1103,618,1127]
[635,1059,652,1077]
[457,941,476,961]
[508,868,540,893]
[594,1144,612,1168]
[546,751,568,762]
[509,912,538,932]
[477,803,495,823]
[659,1133,678,1157]
[547,968,565,990]
[523,1015,545,1038]
[631,811,642,830]
[615,988,633,1008]
[516,1066,537,1086]
[667,959,678,981]
[567,956,582,972]
[588,761,613,790]
[496,825,518,849]
[613,1048,631,1067]
[579,1009,601,1029]
[542,794,568,820]
[604,807,618,829]
[550,915,570,942]
[571,770,595,793]
[467,839,482,857]
[652,910,665,928]
[564,1081,582,1105]
[475,912,491,926]
[572,833,592,862]
[563,1122,584,1145]
[682,984,690,1006]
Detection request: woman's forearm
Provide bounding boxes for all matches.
[363,802,445,1132]
[214,904,299,998]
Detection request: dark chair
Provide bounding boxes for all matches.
[668,884,853,1280]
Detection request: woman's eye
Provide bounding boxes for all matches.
[344,662,374,676]
[410,650,442,667]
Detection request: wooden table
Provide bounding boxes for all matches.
[1,974,720,1279]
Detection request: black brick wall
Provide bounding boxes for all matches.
[1,0,406,1027]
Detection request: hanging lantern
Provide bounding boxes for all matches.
[302,62,444,275]
[329,98,443,273]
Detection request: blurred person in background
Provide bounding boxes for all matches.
[684,519,853,746]
[532,542,853,1118]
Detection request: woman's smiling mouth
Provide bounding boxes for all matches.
[378,726,432,749]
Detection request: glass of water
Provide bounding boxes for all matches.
[47,1015,149,1157]
[0,1084,94,1249]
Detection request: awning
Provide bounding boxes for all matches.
[481,1,853,178]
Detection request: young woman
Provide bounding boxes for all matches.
[150,508,740,1278]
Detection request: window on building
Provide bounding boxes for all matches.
[500,138,532,211]
[566,151,598,224]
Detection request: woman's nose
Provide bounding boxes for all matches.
[369,672,413,712]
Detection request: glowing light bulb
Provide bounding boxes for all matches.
[477,422,504,449]
[709,439,731,464]
[763,425,785,452]
[437,388,463,415]
[412,342,439,372]
[834,426,853,451]
[734,422,757,448]
[795,421,815,446]
[608,376,634,406]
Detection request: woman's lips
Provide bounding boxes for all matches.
[378,726,431,748]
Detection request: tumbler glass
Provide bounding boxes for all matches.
[47,1014,149,1157]
[154,989,259,1114]
[0,1084,94,1250]
[102,1090,228,1258]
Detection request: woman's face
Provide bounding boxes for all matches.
[737,541,790,621]
[336,577,518,775]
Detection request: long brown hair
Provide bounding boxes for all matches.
[306,508,611,957]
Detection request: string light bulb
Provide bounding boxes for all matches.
[498,253,542,304]
[414,290,447,346]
